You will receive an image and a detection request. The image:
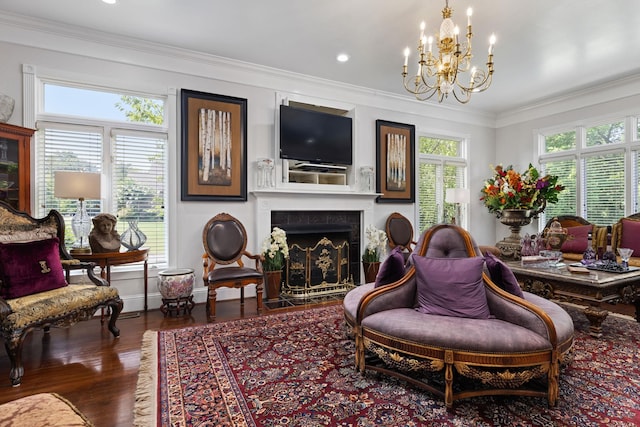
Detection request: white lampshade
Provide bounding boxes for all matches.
[445,188,470,204]
[54,171,101,200]
[53,171,101,253]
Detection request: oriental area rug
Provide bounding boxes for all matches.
[134,304,640,426]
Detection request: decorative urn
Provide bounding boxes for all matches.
[157,268,195,300]
[543,218,568,250]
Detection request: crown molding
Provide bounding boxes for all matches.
[495,72,640,128]
[0,12,496,128]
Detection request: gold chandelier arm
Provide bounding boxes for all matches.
[402,71,443,101]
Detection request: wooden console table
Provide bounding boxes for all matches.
[74,248,150,311]
[508,261,640,337]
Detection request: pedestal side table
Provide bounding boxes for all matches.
[73,248,150,311]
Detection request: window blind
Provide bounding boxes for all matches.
[542,159,577,220]
[583,152,625,224]
[113,130,166,264]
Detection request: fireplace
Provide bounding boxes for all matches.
[271,211,360,297]
[252,190,377,293]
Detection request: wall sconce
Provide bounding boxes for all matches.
[445,187,470,225]
[54,171,101,254]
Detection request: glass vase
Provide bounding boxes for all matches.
[120,220,147,250]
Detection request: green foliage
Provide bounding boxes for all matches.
[419,137,458,156]
[586,122,624,146]
[115,96,164,125]
[545,131,576,153]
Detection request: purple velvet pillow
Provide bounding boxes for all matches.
[414,256,490,319]
[374,247,405,287]
[561,225,593,254]
[484,251,525,298]
[620,219,640,256]
[0,237,68,299]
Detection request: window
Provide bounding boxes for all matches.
[539,117,637,226]
[35,83,167,265]
[417,135,467,232]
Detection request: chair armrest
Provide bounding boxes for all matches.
[483,273,558,345]
[242,251,264,273]
[356,268,417,325]
[0,297,11,318]
[62,261,109,287]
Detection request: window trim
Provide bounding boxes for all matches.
[25,69,173,269]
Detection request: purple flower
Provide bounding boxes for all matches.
[536,180,549,189]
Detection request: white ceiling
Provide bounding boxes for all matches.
[1,0,639,115]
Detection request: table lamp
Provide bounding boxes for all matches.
[445,188,470,225]
[54,171,101,254]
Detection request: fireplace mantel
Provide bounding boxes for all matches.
[251,189,380,198]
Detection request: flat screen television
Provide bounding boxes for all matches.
[279,104,353,166]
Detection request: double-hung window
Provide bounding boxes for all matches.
[35,83,168,265]
[417,135,468,231]
[539,117,639,227]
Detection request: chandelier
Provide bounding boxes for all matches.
[401,0,495,104]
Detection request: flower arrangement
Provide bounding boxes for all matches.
[481,163,564,216]
[362,224,388,263]
[261,227,289,271]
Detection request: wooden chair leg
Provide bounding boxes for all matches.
[106,298,123,338]
[207,286,217,322]
[256,282,263,313]
[240,287,245,306]
[4,335,25,386]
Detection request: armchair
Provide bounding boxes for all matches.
[202,213,264,321]
[0,201,122,386]
[611,213,640,267]
[346,224,574,407]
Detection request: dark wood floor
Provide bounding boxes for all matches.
[0,297,635,426]
[0,298,331,427]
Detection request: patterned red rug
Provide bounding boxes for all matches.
[134,304,640,426]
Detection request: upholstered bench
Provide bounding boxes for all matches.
[344,224,574,408]
[0,393,93,426]
[0,202,123,386]
[345,282,574,348]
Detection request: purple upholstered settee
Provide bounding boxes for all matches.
[344,224,574,408]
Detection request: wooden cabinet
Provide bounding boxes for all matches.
[0,123,35,214]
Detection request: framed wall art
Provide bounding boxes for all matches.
[180,89,248,201]
[375,119,415,203]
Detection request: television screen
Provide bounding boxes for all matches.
[279,104,353,165]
